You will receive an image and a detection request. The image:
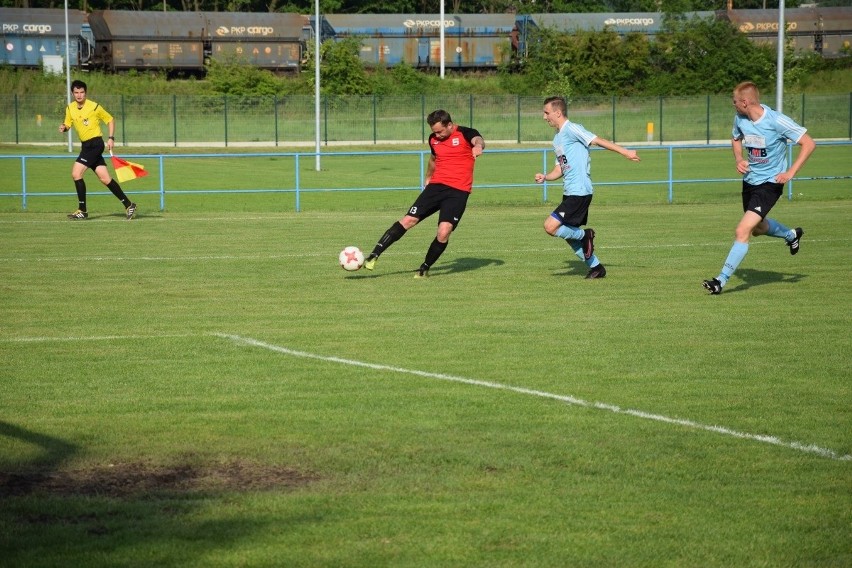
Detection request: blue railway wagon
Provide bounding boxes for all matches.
[722,7,852,58]
[204,11,304,71]
[322,13,518,68]
[0,7,94,67]
[88,10,206,71]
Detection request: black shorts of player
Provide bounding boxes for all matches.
[76,137,107,170]
[551,194,594,227]
[741,181,783,219]
[407,183,470,229]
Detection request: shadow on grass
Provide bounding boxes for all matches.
[349,256,504,278]
[724,268,807,294]
[0,421,317,564]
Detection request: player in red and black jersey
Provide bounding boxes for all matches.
[363,109,485,278]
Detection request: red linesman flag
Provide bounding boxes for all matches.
[110,153,149,183]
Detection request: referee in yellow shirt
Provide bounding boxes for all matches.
[59,80,137,220]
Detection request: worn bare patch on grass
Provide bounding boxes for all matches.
[0,459,318,498]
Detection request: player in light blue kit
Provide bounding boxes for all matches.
[534,96,640,279]
[703,81,816,295]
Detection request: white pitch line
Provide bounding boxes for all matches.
[2,333,196,343]
[216,333,851,462]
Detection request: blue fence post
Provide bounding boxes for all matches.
[419,151,425,189]
[21,156,27,210]
[668,146,674,204]
[787,144,794,200]
[159,155,165,211]
[295,153,301,213]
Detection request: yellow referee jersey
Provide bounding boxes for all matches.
[63,99,113,142]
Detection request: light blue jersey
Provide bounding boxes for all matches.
[553,120,598,196]
[732,104,807,185]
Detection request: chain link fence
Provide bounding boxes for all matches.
[4,93,851,146]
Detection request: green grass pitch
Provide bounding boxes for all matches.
[0,146,850,566]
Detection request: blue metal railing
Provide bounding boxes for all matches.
[3,143,850,212]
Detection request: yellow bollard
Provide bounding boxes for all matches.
[646,122,654,142]
[36,114,43,127]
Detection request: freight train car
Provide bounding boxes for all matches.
[0,7,94,68]
[88,10,304,72]
[530,11,715,39]
[321,13,522,68]
[721,8,852,58]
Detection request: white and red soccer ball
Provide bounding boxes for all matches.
[339,246,365,271]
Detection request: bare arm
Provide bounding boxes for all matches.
[534,163,563,184]
[775,133,815,184]
[424,154,436,185]
[591,137,640,162]
[732,137,749,175]
[471,135,485,158]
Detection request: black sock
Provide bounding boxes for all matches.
[423,238,448,268]
[371,221,407,257]
[106,179,131,208]
[74,179,87,211]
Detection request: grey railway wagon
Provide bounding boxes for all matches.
[88,10,303,71]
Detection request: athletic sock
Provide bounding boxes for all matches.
[718,241,749,286]
[106,179,131,208]
[555,225,584,241]
[74,179,87,211]
[423,238,448,268]
[567,240,599,267]
[371,221,407,257]
[766,218,793,240]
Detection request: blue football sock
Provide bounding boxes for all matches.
[555,225,584,241]
[567,241,600,267]
[567,240,585,261]
[766,218,793,240]
[718,241,749,286]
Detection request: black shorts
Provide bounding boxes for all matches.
[742,181,783,219]
[76,137,107,170]
[407,183,470,228]
[551,194,593,227]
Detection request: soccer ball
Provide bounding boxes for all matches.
[339,246,365,271]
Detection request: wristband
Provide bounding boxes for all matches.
[108,136,115,140]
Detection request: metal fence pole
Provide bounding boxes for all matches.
[667,146,674,203]
[159,155,165,211]
[274,95,279,147]
[121,94,126,145]
[659,96,663,145]
[172,94,177,147]
[612,95,616,143]
[706,95,710,145]
[14,94,19,144]
[21,156,27,210]
[516,95,521,144]
[224,95,229,147]
[295,153,301,212]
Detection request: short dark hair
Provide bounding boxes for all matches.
[543,96,567,114]
[426,109,452,127]
[71,80,87,92]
